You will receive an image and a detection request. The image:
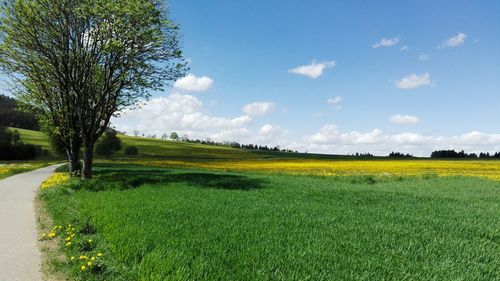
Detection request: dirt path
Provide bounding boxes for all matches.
[0,164,61,281]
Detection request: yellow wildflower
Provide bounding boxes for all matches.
[40,173,70,190]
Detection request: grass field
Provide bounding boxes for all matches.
[11,128,498,280]
[0,161,53,180]
[39,164,499,280]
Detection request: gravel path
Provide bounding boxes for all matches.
[0,164,61,281]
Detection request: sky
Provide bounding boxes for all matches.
[4,0,500,156]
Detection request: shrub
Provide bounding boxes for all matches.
[124,146,138,156]
[95,128,122,157]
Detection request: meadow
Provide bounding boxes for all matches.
[15,127,500,180]
[0,161,52,180]
[10,128,499,280]
[39,164,499,280]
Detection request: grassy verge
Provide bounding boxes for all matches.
[38,163,500,280]
[0,161,54,180]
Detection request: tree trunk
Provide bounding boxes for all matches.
[65,136,82,176]
[82,142,94,179]
[67,151,79,175]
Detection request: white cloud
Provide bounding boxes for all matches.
[242,102,275,116]
[418,53,430,60]
[113,95,289,147]
[327,96,343,110]
[390,114,420,125]
[441,32,467,48]
[174,74,213,92]
[327,96,342,105]
[400,46,409,52]
[288,61,335,79]
[300,124,500,156]
[257,124,288,142]
[396,73,431,89]
[113,94,251,139]
[373,37,400,48]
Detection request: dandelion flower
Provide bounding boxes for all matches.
[80,265,86,271]
[97,253,103,257]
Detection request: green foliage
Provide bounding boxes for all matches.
[0,0,187,178]
[169,132,179,140]
[0,94,40,130]
[95,129,122,158]
[41,164,500,281]
[124,146,138,156]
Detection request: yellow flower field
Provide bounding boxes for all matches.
[0,162,49,180]
[40,173,70,190]
[112,159,500,181]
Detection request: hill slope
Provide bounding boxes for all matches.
[13,127,352,161]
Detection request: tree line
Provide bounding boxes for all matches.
[430,150,500,159]
[0,94,39,130]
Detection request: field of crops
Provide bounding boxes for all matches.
[39,163,500,281]
[8,128,498,280]
[14,128,500,182]
[106,158,500,181]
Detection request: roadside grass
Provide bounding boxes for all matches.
[0,161,53,180]
[39,163,500,281]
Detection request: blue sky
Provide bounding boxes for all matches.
[3,1,499,155]
[112,0,500,156]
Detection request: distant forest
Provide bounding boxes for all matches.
[0,94,39,130]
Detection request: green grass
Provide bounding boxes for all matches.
[12,127,52,150]
[40,164,500,281]
[0,161,53,180]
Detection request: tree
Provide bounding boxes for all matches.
[133,130,140,137]
[95,128,122,158]
[170,132,179,141]
[15,80,83,175]
[0,0,187,178]
[124,146,138,156]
